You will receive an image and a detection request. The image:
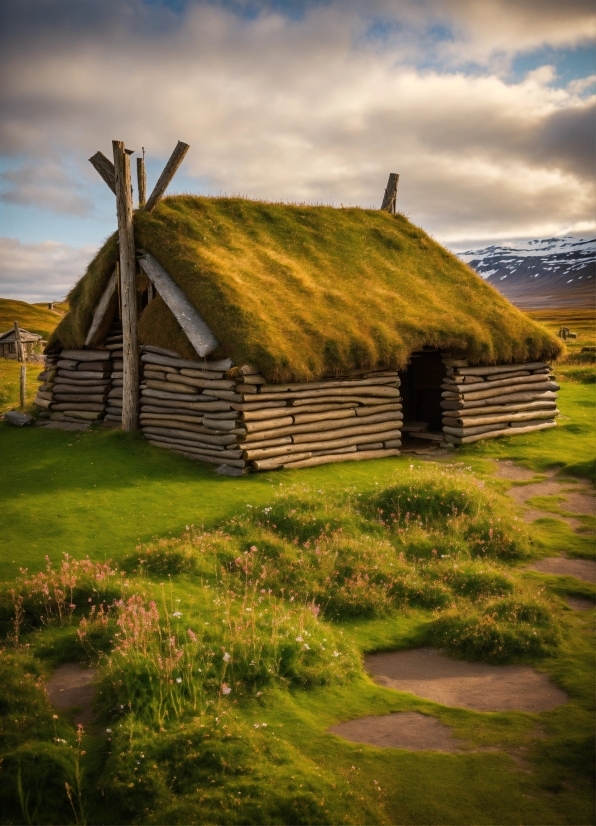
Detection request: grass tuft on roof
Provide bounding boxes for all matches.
[48,196,562,381]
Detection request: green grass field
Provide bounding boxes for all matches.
[0,298,64,340]
[0,307,594,825]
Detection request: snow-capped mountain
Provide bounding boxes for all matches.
[456,236,595,308]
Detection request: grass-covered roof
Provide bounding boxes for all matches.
[49,196,562,382]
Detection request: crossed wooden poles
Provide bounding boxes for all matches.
[90,143,397,434]
[89,140,189,431]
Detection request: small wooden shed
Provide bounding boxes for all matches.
[40,193,562,472]
[0,327,44,359]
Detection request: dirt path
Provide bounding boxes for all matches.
[329,712,466,752]
[364,648,568,712]
[45,663,98,725]
[495,461,595,529]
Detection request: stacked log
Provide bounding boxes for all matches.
[440,359,559,444]
[235,369,402,471]
[139,346,242,468]
[138,349,402,472]
[104,321,124,424]
[36,349,112,423]
[34,354,59,410]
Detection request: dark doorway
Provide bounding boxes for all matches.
[399,350,446,433]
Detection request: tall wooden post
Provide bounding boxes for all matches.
[137,151,146,208]
[113,140,139,431]
[381,172,399,214]
[13,321,24,362]
[20,365,26,409]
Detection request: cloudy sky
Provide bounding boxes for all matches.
[0,0,594,301]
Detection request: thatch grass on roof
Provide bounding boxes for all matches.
[48,196,562,381]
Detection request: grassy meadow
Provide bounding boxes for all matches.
[0,306,594,825]
[0,298,64,340]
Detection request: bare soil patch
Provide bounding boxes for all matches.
[527,557,596,583]
[45,663,98,725]
[365,648,567,712]
[565,596,595,611]
[495,461,537,482]
[495,462,595,528]
[329,712,466,752]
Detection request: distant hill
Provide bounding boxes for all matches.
[457,237,595,309]
[0,298,64,340]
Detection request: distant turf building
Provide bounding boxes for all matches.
[39,194,562,473]
[1,327,44,359]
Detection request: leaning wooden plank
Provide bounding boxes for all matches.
[139,252,219,358]
[85,268,119,346]
[444,420,557,444]
[144,141,190,212]
[282,449,400,470]
[88,151,116,194]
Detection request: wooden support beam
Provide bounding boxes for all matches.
[13,321,24,362]
[89,151,116,195]
[20,365,26,409]
[85,268,119,346]
[138,252,219,357]
[137,154,147,208]
[144,140,189,212]
[113,140,139,431]
[380,172,399,214]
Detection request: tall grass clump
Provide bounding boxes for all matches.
[128,465,556,663]
[99,583,357,728]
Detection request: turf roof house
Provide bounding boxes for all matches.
[39,144,562,473]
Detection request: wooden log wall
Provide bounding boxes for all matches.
[138,349,402,472]
[34,320,123,423]
[440,357,559,444]
[34,347,113,423]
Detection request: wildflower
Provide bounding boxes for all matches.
[221,684,232,695]
[106,728,112,733]
[295,636,303,642]
[303,643,310,650]
[176,677,182,684]
[172,611,182,618]
[333,651,341,658]
[187,628,197,642]
[223,651,231,662]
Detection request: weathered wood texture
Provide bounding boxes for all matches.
[380,172,399,214]
[138,253,219,357]
[113,140,139,431]
[85,268,118,346]
[88,151,116,194]
[440,356,558,445]
[13,322,24,362]
[137,156,147,208]
[144,141,189,212]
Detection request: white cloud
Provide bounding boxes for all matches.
[0,0,593,275]
[0,238,96,302]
